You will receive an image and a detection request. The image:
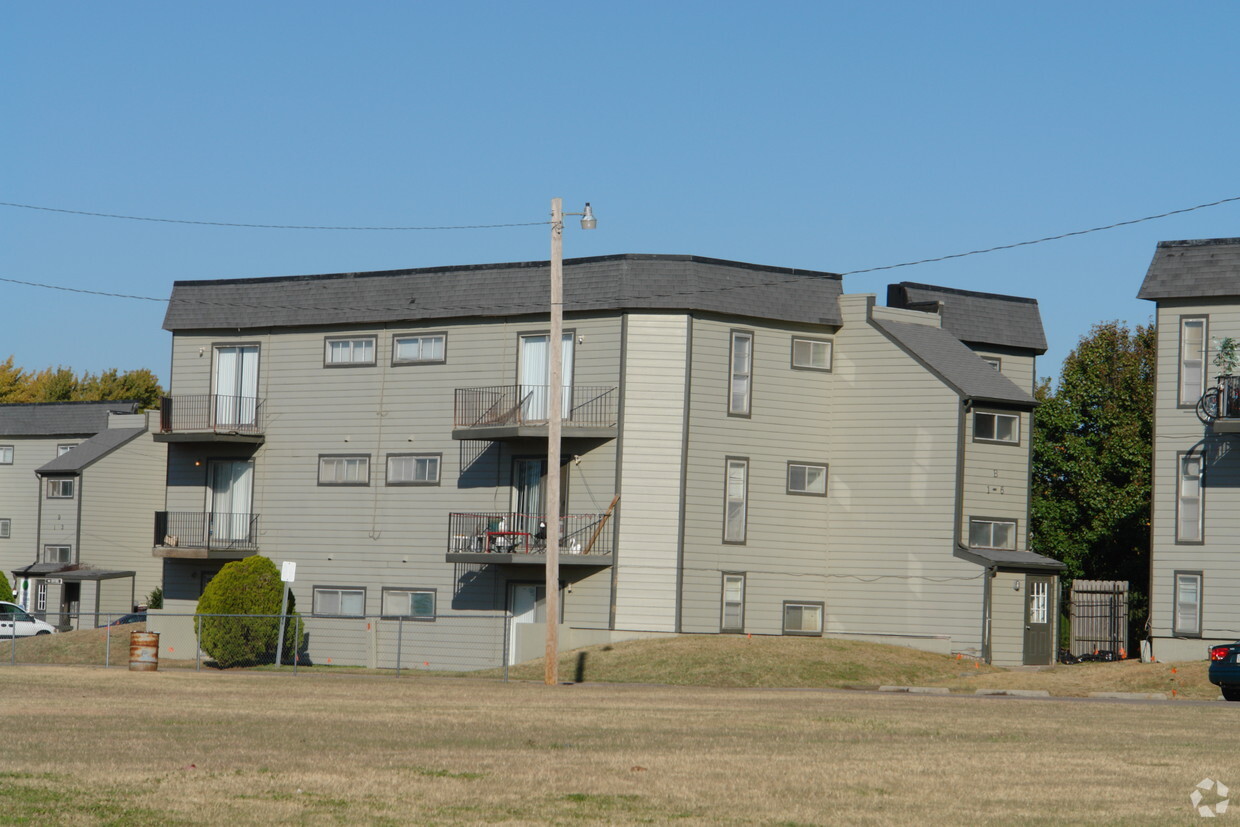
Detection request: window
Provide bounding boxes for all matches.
[386,454,441,486]
[724,458,748,543]
[0,446,11,465]
[1177,453,1204,543]
[46,478,75,499]
[728,330,753,416]
[35,581,46,612]
[1174,571,1202,637]
[721,573,745,633]
[969,518,1016,550]
[1180,317,1207,406]
[974,411,1019,444]
[318,455,370,485]
[313,587,366,617]
[787,462,828,496]
[393,333,446,364]
[981,356,1002,372]
[325,336,376,366]
[0,519,9,539]
[381,588,436,620]
[783,602,824,636]
[791,337,832,371]
[57,444,77,456]
[43,545,72,564]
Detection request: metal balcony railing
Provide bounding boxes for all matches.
[447,512,612,557]
[159,394,265,435]
[453,385,617,429]
[1196,376,1240,423]
[154,511,260,551]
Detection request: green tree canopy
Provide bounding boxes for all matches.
[0,356,162,410]
[1031,320,1154,585]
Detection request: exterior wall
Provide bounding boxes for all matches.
[0,436,75,581]
[961,409,1032,550]
[971,346,1037,396]
[678,314,832,635]
[1149,298,1240,661]
[989,570,1026,667]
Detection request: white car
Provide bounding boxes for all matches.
[0,601,56,637]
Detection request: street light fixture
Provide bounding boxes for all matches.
[545,198,595,686]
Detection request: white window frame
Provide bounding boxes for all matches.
[728,330,753,416]
[312,587,366,617]
[46,478,75,499]
[324,336,377,367]
[1176,452,1204,543]
[57,444,76,457]
[973,411,1020,444]
[392,333,447,365]
[318,455,370,486]
[787,461,828,496]
[791,337,832,372]
[0,446,12,465]
[1179,317,1207,407]
[35,581,46,613]
[783,601,824,636]
[386,454,441,486]
[981,356,1002,372]
[723,458,749,543]
[0,519,9,539]
[43,545,72,564]
[721,573,745,633]
[969,517,1016,550]
[381,588,436,620]
[1173,571,1202,637]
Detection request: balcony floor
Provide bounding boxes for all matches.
[154,432,265,444]
[451,424,616,441]
[446,551,613,566]
[153,546,257,560]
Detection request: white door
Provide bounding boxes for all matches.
[214,345,259,428]
[508,583,544,665]
[518,334,573,422]
[208,460,254,543]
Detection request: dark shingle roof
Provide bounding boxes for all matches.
[162,254,843,331]
[0,401,140,437]
[873,319,1036,408]
[886,283,1047,353]
[36,428,145,475]
[957,547,1067,571]
[1137,238,1240,300]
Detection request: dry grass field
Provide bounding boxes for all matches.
[0,665,1236,825]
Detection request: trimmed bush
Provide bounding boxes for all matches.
[195,557,303,667]
[0,573,13,604]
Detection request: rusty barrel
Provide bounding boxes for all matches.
[129,631,159,671]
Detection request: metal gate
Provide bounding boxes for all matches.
[1069,580,1128,656]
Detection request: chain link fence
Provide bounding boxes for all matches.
[0,611,514,676]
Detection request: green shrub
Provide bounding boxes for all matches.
[146,586,163,609]
[195,557,303,667]
[0,573,13,604]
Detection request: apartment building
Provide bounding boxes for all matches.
[1139,237,1240,661]
[150,254,1060,667]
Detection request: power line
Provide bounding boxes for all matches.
[0,201,548,231]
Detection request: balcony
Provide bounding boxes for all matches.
[153,511,260,559]
[1196,377,1240,433]
[154,395,266,443]
[445,512,614,566]
[452,385,617,441]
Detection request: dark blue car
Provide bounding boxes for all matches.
[1208,643,1240,701]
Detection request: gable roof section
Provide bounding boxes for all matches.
[873,319,1036,408]
[886,282,1047,353]
[1137,238,1240,300]
[36,428,146,475]
[162,254,843,331]
[0,401,140,437]
[956,547,1067,571]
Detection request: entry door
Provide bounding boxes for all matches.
[61,583,80,630]
[214,345,259,428]
[518,333,574,422]
[208,460,254,543]
[508,583,546,665]
[1022,575,1054,665]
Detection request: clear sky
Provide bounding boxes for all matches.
[5,3,1239,386]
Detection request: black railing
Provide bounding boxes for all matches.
[160,394,265,434]
[154,511,260,551]
[453,386,617,429]
[447,512,612,556]
[1196,376,1240,423]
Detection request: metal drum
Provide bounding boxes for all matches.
[129,631,159,671]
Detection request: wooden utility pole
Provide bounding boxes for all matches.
[545,197,564,686]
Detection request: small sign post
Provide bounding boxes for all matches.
[275,562,296,668]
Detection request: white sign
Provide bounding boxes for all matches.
[280,561,297,583]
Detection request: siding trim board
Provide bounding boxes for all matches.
[674,315,693,633]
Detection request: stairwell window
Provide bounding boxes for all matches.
[324,336,377,367]
[1179,317,1207,406]
[318,455,370,486]
[974,411,1019,444]
[0,446,13,464]
[46,478,74,499]
[723,458,749,543]
[1176,453,1204,543]
[43,545,73,564]
[969,518,1016,550]
[729,330,753,416]
[1173,571,1202,637]
[313,587,365,617]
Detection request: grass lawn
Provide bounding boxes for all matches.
[0,666,1234,825]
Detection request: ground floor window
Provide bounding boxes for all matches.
[721,573,745,632]
[313,587,366,617]
[381,588,435,620]
[43,545,73,564]
[1173,571,1202,637]
[783,602,823,636]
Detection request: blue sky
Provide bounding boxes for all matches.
[4,3,1239,385]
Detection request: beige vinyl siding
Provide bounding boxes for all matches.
[679,315,833,634]
[0,436,70,575]
[827,296,985,653]
[613,313,689,632]
[1149,299,1240,649]
[972,348,1036,395]
[961,410,1030,549]
[988,570,1026,667]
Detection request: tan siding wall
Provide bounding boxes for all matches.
[0,437,65,577]
[961,410,1031,549]
[989,571,1025,666]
